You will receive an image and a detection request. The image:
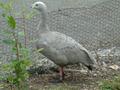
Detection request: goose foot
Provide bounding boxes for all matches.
[49,67,64,83]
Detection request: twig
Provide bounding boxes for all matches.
[12,32,19,60]
[64,69,86,72]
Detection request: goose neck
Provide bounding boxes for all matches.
[40,8,48,29]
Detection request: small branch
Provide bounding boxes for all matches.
[64,69,87,72]
[12,32,19,60]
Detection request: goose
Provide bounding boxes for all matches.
[32,1,96,81]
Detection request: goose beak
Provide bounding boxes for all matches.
[31,4,34,8]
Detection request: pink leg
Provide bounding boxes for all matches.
[59,66,64,80]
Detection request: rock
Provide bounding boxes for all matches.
[109,65,119,70]
[28,58,58,75]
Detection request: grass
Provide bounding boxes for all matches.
[99,75,120,90]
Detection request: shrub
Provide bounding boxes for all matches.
[0,1,34,90]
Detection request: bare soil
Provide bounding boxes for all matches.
[29,63,120,90]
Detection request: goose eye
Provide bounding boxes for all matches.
[36,4,38,6]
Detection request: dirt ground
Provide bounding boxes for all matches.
[29,62,120,90]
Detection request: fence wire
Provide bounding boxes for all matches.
[0,0,120,66]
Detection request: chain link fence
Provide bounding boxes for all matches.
[0,0,120,73]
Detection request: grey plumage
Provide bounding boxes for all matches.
[32,1,96,80]
[36,31,95,68]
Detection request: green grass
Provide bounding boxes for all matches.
[99,75,120,90]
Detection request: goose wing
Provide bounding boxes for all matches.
[36,31,95,66]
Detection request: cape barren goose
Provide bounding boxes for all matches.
[32,1,96,81]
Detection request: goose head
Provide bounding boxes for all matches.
[32,1,47,11]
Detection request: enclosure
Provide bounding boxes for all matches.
[0,0,120,90]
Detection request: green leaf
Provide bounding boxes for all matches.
[25,11,36,19]
[2,39,15,45]
[0,2,4,9]
[0,84,4,89]
[37,48,44,52]
[2,64,11,71]
[0,2,11,12]
[0,76,3,81]
[2,13,6,17]
[20,48,29,57]
[6,16,16,29]
[11,60,18,66]
[7,75,14,83]
[12,47,17,53]
[18,31,25,36]
[29,39,39,43]
[2,29,12,35]
[22,60,31,66]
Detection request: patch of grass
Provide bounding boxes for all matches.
[99,75,120,90]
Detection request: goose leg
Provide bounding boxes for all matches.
[49,67,64,83]
[59,66,64,80]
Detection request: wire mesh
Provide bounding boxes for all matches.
[0,0,120,68]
